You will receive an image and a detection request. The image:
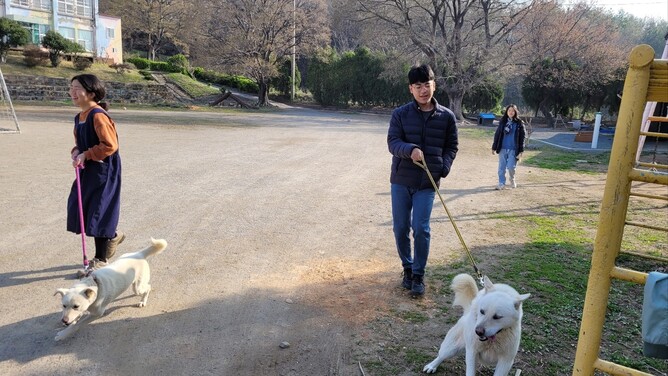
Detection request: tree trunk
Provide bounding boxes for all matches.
[539,99,554,127]
[257,81,270,107]
[147,33,152,59]
[445,90,464,121]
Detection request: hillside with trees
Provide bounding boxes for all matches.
[14,1,668,120]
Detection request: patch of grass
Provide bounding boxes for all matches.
[394,309,429,324]
[461,127,612,174]
[523,147,611,173]
[360,359,399,375]
[358,195,667,374]
[495,212,665,374]
[458,126,494,140]
[165,73,221,98]
[2,53,146,83]
[404,347,434,371]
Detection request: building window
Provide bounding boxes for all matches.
[58,0,92,18]
[58,27,75,42]
[106,28,115,39]
[77,29,92,51]
[27,24,51,44]
[38,24,50,41]
[11,0,30,7]
[34,0,51,10]
[58,0,75,16]
[11,0,52,10]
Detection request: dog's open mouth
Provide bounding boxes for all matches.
[62,312,85,327]
[478,329,501,341]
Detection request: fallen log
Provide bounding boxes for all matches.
[208,90,257,109]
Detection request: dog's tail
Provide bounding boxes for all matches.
[138,238,168,259]
[451,274,479,312]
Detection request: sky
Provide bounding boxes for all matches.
[586,0,668,21]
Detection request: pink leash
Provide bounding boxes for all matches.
[75,166,89,269]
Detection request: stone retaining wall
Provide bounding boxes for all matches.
[3,75,181,105]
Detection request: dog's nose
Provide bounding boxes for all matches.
[475,327,485,337]
[61,318,70,325]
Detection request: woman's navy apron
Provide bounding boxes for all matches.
[66,107,121,238]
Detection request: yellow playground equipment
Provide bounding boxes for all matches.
[572,44,668,375]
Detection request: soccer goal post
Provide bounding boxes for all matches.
[0,67,20,134]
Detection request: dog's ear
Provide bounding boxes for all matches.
[83,287,97,301]
[515,293,531,309]
[54,289,67,297]
[483,276,495,292]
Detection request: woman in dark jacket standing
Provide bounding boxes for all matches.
[492,104,526,190]
[67,74,124,273]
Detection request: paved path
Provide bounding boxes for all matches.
[530,128,615,151]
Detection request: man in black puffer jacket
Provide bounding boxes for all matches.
[387,64,458,297]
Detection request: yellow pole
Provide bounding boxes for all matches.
[572,44,655,375]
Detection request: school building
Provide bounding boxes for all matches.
[1,0,122,64]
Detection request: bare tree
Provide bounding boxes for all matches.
[358,0,534,119]
[201,0,330,106]
[515,1,630,122]
[101,0,192,60]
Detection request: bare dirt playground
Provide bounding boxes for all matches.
[0,105,660,375]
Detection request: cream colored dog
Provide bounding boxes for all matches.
[54,238,167,341]
[423,274,530,375]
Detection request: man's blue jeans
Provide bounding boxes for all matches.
[391,184,435,276]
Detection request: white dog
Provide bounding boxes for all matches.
[54,238,168,341]
[423,273,530,375]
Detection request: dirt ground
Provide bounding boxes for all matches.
[0,104,660,375]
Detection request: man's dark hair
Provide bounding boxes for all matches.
[408,64,435,84]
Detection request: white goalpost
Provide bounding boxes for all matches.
[0,66,20,134]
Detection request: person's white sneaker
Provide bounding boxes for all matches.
[495,184,505,190]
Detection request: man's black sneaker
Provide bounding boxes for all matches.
[402,268,413,289]
[411,274,425,297]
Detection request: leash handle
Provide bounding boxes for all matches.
[412,158,485,286]
[75,165,89,268]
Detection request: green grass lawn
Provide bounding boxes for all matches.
[165,73,221,98]
[2,53,147,83]
[461,126,613,174]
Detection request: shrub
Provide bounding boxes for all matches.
[41,30,70,67]
[271,58,301,97]
[0,18,30,63]
[167,54,189,75]
[109,63,134,74]
[73,57,92,70]
[193,68,258,93]
[149,60,170,71]
[126,56,186,74]
[22,44,49,67]
[126,56,150,69]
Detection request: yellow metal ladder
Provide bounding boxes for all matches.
[572,44,668,375]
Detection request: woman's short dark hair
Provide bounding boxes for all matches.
[408,64,435,84]
[71,74,107,108]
